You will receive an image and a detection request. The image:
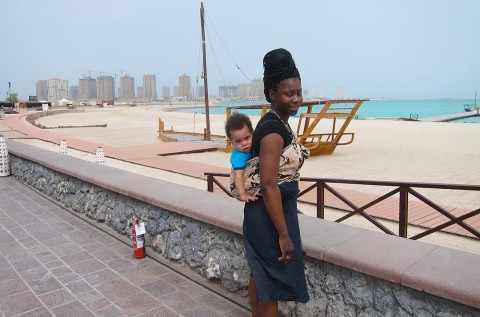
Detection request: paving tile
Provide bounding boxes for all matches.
[76,289,104,304]
[114,292,161,315]
[0,267,19,283]
[70,258,106,275]
[83,268,119,286]
[176,281,209,298]
[28,275,64,295]
[57,272,82,284]
[196,292,237,313]
[0,290,43,316]
[44,259,64,269]
[141,279,177,297]
[60,250,94,265]
[49,242,84,257]
[96,278,142,301]
[84,297,111,312]
[0,278,29,298]
[38,288,76,308]
[50,300,95,317]
[14,306,54,317]
[66,279,94,295]
[17,266,50,282]
[183,305,223,317]
[95,304,124,317]
[158,291,202,313]
[136,305,180,317]
[117,267,160,286]
[50,265,74,278]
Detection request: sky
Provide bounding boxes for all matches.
[1,0,479,101]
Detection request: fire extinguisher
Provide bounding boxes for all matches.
[131,218,146,259]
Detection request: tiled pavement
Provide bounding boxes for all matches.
[0,176,250,317]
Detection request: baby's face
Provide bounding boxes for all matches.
[230,125,253,153]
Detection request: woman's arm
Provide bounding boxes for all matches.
[259,133,294,263]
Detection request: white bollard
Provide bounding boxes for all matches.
[59,140,68,154]
[95,147,105,165]
[0,135,10,177]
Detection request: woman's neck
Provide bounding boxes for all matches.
[270,107,288,124]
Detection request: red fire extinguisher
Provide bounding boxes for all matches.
[131,218,146,259]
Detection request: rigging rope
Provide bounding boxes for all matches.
[205,12,251,82]
[205,26,226,87]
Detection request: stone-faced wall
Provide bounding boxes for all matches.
[7,140,480,317]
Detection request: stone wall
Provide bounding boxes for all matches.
[7,140,480,317]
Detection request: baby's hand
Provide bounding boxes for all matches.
[240,194,258,202]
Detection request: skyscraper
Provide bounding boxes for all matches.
[79,77,97,100]
[143,74,157,101]
[69,85,79,100]
[97,75,115,100]
[162,85,170,100]
[178,73,192,100]
[36,80,48,101]
[45,78,68,102]
[119,75,135,100]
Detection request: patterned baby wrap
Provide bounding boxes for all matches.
[230,127,309,199]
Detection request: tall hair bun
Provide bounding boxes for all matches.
[263,48,301,102]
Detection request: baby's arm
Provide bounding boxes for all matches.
[233,169,257,202]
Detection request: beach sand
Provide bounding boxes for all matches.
[5,104,480,253]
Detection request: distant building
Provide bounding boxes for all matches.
[79,77,97,100]
[97,75,115,100]
[119,75,135,100]
[69,85,79,100]
[218,86,237,99]
[338,86,345,99]
[137,86,143,99]
[173,86,179,97]
[162,85,170,100]
[249,79,264,100]
[236,83,249,100]
[143,74,157,101]
[36,80,48,101]
[36,79,68,102]
[196,86,204,99]
[178,73,192,100]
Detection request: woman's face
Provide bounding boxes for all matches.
[270,78,303,117]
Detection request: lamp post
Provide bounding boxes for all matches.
[8,82,11,103]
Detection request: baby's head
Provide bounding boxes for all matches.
[225,112,253,153]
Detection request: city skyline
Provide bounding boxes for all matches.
[1,0,479,101]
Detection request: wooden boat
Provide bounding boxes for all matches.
[158,2,368,156]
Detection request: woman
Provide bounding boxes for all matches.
[243,48,310,317]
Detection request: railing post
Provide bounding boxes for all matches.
[207,174,214,192]
[399,186,409,238]
[317,181,325,219]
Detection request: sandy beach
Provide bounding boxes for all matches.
[30,105,480,206]
[3,104,480,253]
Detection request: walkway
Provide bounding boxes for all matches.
[422,111,479,122]
[0,176,249,317]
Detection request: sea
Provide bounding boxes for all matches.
[174,99,480,123]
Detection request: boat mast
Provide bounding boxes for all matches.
[200,2,211,141]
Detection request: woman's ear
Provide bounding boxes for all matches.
[269,88,276,102]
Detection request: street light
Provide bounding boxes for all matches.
[8,82,11,103]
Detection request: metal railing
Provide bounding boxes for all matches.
[204,172,480,240]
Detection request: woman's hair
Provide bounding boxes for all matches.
[263,48,301,102]
[225,112,253,139]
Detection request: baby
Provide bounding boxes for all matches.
[225,112,258,202]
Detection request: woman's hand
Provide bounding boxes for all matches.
[278,235,294,263]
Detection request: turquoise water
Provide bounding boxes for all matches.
[176,99,479,123]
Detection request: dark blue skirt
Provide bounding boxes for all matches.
[243,181,309,303]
